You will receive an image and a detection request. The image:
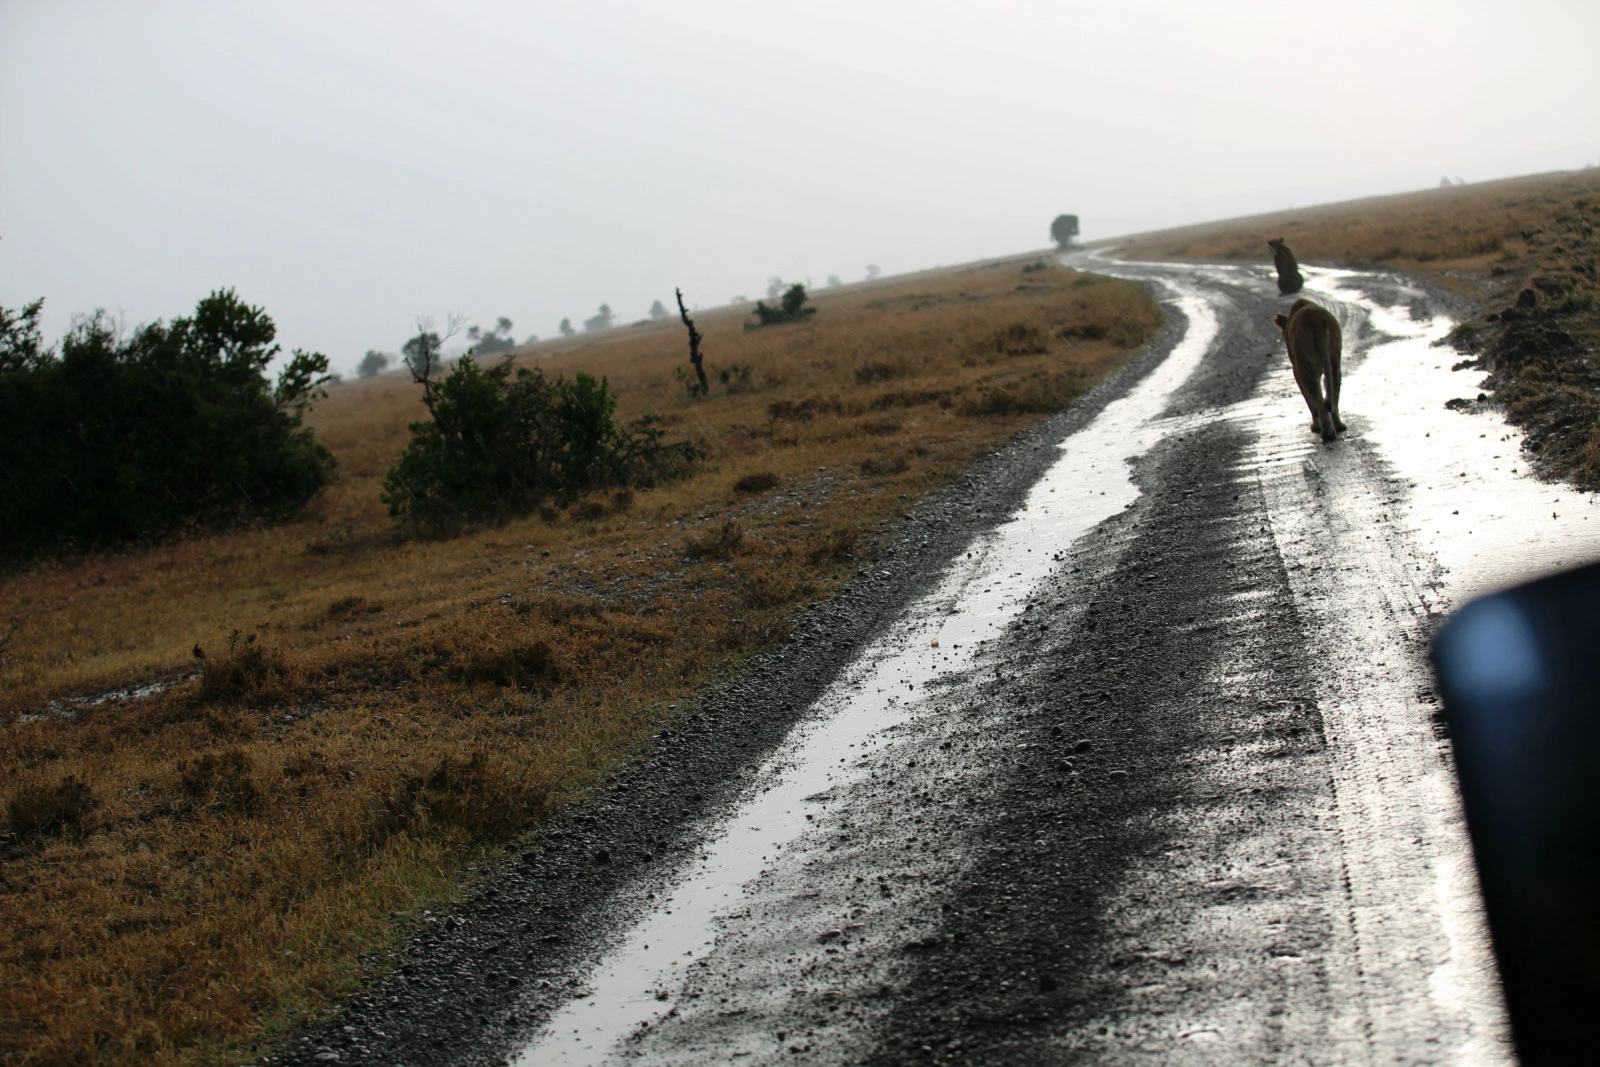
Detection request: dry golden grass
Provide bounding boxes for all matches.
[1116,168,1600,300]
[0,256,1161,1065]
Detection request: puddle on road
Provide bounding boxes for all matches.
[512,282,1220,1065]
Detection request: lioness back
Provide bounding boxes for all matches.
[1273,299,1344,440]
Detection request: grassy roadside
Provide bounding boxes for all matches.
[0,258,1162,1065]
[1117,169,1600,487]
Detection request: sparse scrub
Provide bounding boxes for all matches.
[733,471,780,494]
[682,519,745,559]
[194,632,297,706]
[768,396,855,421]
[806,525,859,565]
[741,566,815,609]
[859,453,910,476]
[717,363,755,393]
[177,748,260,815]
[871,388,951,410]
[7,774,99,837]
[328,595,381,617]
[854,360,906,384]
[959,370,1091,416]
[990,322,1050,356]
[418,751,551,838]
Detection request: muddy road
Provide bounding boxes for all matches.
[270,259,1600,1067]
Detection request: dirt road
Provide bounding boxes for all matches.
[271,258,1600,1066]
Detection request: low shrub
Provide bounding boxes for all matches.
[327,596,381,617]
[805,526,858,565]
[768,396,855,421]
[958,371,1089,416]
[752,284,817,326]
[7,775,99,837]
[448,641,560,690]
[195,634,295,705]
[177,749,259,815]
[382,355,695,533]
[733,471,780,494]
[859,453,910,476]
[871,389,951,410]
[683,519,744,559]
[742,568,815,608]
[420,752,550,838]
[718,364,756,393]
[854,360,906,384]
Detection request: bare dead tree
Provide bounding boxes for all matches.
[403,311,466,418]
[676,288,708,397]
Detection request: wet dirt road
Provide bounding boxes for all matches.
[272,259,1600,1067]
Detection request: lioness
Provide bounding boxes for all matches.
[1274,298,1345,441]
[1267,238,1304,295]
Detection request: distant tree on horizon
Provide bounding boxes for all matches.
[559,317,575,337]
[766,277,785,300]
[583,304,614,332]
[753,283,816,326]
[466,316,516,355]
[1051,214,1080,249]
[864,264,881,280]
[826,275,843,288]
[358,349,391,379]
[649,299,669,322]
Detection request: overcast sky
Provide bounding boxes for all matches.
[3,0,1596,374]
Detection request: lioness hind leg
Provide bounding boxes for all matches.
[1326,354,1346,434]
[1292,360,1327,437]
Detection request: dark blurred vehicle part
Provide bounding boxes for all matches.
[1432,561,1600,1065]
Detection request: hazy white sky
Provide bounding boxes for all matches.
[3,0,1596,374]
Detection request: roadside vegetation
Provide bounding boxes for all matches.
[1119,169,1600,488]
[0,257,1162,1065]
[0,290,334,560]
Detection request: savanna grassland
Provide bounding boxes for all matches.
[0,258,1162,1065]
[1118,169,1600,486]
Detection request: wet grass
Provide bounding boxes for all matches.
[0,257,1162,1065]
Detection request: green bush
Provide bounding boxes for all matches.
[0,291,334,559]
[381,353,694,532]
[752,283,817,326]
